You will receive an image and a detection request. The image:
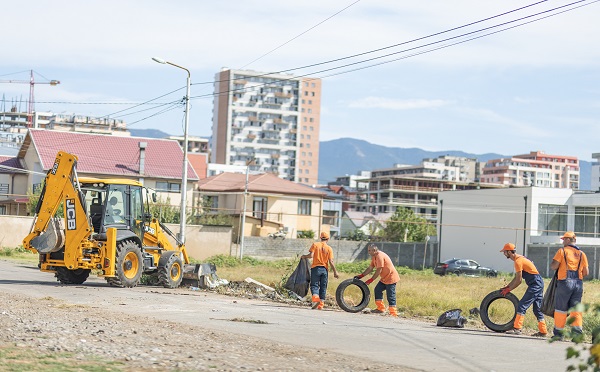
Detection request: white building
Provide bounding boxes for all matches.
[211,68,322,184]
[437,186,600,276]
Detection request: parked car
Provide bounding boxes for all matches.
[434,258,498,277]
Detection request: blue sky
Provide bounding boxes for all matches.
[1,1,599,160]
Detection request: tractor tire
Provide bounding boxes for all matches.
[55,267,90,285]
[157,251,184,289]
[480,290,519,332]
[335,278,371,313]
[106,240,143,288]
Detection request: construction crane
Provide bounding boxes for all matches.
[0,70,60,127]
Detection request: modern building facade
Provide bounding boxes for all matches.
[355,156,492,221]
[480,151,579,189]
[437,186,600,278]
[211,68,321,185]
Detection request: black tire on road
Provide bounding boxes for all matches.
[55,267,91,285]
[157,251,184,289]
[106,240,143,288]
[335,278,371,313]
[480,290,519,332]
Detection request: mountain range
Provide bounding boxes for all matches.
[129,130,591,190]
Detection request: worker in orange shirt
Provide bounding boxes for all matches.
[354,244,400,317]
[300,232,339,310]
[550,231,589,340]
[499,243,548,336]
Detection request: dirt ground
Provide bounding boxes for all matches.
[0,285,404,372]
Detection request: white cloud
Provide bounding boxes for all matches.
[348,97,450,110]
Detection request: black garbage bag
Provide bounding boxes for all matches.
[437,308,467,328]
[284,258,311,297]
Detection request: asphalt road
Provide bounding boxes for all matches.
[0,259,573,372]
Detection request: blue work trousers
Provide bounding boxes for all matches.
[517,276,544,321]
[310,266,329,300]
[555,271,583,313]
[374,281,397,306]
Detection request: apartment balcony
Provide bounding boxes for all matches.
[368,184,440,193]
[271,153,280,159]
[247,133,256,140]
[273,118,283,124]
[233,79,247,85]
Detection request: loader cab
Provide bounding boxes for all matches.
[80,178,148,243]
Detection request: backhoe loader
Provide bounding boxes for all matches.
[23,151,190,288]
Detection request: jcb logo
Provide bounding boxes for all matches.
[66,199,76,230]
[51,159,60,175]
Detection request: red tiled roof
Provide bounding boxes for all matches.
[0,156,23,174]
[23,130,198,180]
[187,153,207,180]
[198,172,326,197]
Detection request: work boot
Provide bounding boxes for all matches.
[372,300,386,314]
[535,320,548,337]
[389,307,398,317]
[311,295,320,309]
[513,314,524,330]
[317,301,324,310]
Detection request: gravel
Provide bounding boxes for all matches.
[0,291,402,371]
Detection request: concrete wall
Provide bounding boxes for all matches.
[0,216,232,262]
[527,244,599,280]
[240,237,439,268]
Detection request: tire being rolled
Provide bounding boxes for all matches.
[335,278,371,313]
[480,290,519,332]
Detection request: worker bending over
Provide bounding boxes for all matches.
[500,243,548,336]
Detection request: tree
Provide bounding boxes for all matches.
[347,229,369,241]
[380,207,436,242]
[191,196,233,226]
[149,196,180,224]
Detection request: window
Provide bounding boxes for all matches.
[0,183,8,195]
[252,197,267,219]
[303,126,307,130]
[307,135,311,140]
[0,206,5,215]
[308,108,312,114]
[155,182,181,193]
[309,118,314,122]
[308,100,312,104]
[311,92,315,97]
[308,152,312,157]
[574,207,599,237]
[322,210,338,226]
[309,126,314,131]
[298,200,311,215]
[311,82,315,88]
[538,204,568,236]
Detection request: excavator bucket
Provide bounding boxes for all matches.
[30,218,65,254]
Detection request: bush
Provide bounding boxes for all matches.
[297,230,315,239]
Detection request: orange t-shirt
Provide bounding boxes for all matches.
[309,241,334,269]
[513,254,539,275]
[371,251,400,285]
[553,246,588,280]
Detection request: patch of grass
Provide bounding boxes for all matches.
[0,344,124,371]
[0,246,37,262]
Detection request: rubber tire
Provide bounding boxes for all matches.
[453,271,461,276]
[157,251,184,289]
[335,278,371,313]
[480,290,519,332]
[486,271,498,278]
[106,240,143,288]
[55,267,91,285]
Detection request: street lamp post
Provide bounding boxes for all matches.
[152,57,191,245]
